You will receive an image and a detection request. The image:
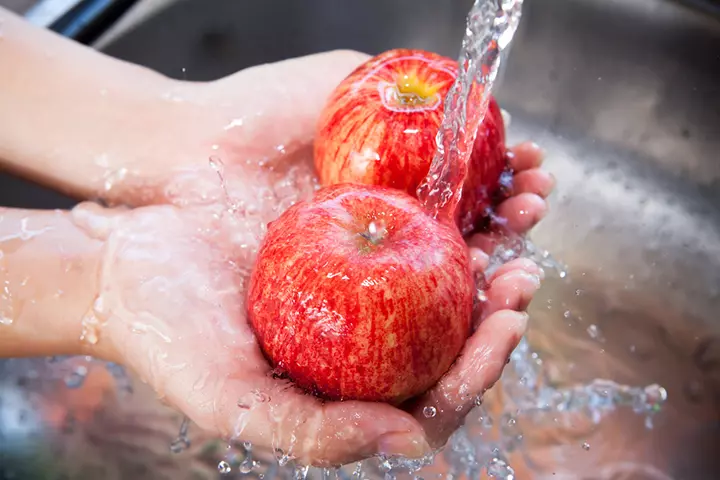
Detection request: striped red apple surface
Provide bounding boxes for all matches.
[314,48,509,236]
[248,49,509,402]
[247,183,473,404]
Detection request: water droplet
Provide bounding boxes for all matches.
[563,310,571,319]
[224,118,245,130]
[103,167,128,192]
[487,457,515,479]
[209,156,224,172]
[239,460,257,474]
[423,406,437,418]
[80,311,102,345]
[170,417,191,453]
[278,452,292,466]
[170,437,190,454]
[480,414,494,429]
[586,324,601,340]
[294,465,310,480]
[0,315,12,325]
[64,365,88,389]
[582,442,590,451]
[105,362,133,394]
[218,460,232,474]
[254,389,270,402]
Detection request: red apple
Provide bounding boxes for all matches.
[247,183,473,404]
[314,48,511,236]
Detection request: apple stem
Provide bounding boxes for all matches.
[358,221,386,246]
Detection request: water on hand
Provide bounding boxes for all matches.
[0,1,672,478]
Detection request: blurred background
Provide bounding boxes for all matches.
[1,0,719,479]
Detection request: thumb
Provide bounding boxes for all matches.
[210,50,370,157]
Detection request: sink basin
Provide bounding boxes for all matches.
[1,0,719,478]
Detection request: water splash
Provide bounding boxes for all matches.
[170,416,191,454]
[218,460,232,474]
[63,365,88,389]
[486,456,515,479]
[417,0,524,222]
[104,362,133,395]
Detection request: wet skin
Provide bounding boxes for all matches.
[0,14,555,466]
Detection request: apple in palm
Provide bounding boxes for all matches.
[314,48,510,235]
[247,183,473,404]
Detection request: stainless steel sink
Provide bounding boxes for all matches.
[1,0,719,478]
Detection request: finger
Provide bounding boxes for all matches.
[309,401,431,466]
[482,269,541,316]
[510,169,555,199]
[224,50,370,111]
[468,247,490,274]
[199,373,429,467]
[466,193,548,254]
[213,50,371,156]
[495,192,548,234]
[507,141,544,171]
[410,310,528,447]
[489,257,544,283]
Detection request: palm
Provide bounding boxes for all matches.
[80,51,555,467]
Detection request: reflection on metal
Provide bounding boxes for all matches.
[24,0,84,26]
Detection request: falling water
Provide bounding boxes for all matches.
[416,0,524,220]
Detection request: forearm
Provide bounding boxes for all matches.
[0,207,107,359]
[0,8,184,202]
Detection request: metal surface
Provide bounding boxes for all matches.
[1,0,719,478]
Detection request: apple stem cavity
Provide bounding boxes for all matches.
[358,220,387,247]
[247,183,474,404]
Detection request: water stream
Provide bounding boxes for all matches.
[417,0,523,221]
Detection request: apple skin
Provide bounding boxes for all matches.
[314,48,510,236]
[247,183,473,404]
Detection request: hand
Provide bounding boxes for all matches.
[0,39,553,465]
[65,51,554,466]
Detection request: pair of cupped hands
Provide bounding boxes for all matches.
[74,50,554,466]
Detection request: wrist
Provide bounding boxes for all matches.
[0,9,185,203]
[0,208,109,360]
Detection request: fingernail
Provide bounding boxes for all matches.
[542,172,557,197]
[377,432,431,458]
[536,266,546,281]
[530,141,546,157]
[519,271,542,288]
